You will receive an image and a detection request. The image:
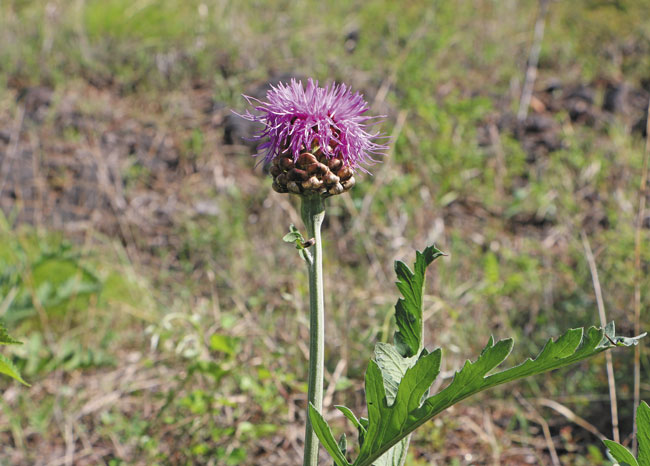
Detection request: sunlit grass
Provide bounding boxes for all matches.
[0,0,648,463]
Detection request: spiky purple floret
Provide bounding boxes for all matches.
[239,78,387,171]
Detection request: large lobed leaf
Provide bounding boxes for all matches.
[311,246,443,466]
[603,401,650,466]
[393,245,444,358]
[372,245,442,465]
[370,344,419,466]
[309,244,645,465]
[311,323,645,466]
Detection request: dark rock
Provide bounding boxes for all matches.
[344,29,360,54]
[17,86,53,122]
[628,89,650,113]
[223,113,259,148]
[632,114,648,138]
[523,114,555,133]
[603,82,628,113]
[641,76,650,93]
[565,85,594,104]
[543,79,562,94]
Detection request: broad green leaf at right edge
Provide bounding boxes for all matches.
[638,401,650,465]
[308,244,646,466]
[603,401,650,466]
[603,440,638,466]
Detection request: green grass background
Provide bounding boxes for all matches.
[0,0,649,464]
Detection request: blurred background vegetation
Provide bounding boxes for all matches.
[0,0,649,464]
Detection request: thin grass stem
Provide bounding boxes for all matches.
[581,230,619,443]
[632,99,650,454]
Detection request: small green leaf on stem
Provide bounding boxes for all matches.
[282,224,304,243]
[283,224,313,263]
[307,403,350,466]
[603,321,647,347]
[338,433,348,459]
[335,405,367,439]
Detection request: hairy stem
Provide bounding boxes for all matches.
[301,195,326,466]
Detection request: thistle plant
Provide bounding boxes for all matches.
[240,78,646,465]
[241,78,387,465]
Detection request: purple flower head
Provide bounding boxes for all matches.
[239,78,387,172]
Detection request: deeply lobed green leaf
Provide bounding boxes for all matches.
[309,244,645,466]
[371,246,443,465]
[393,245,443,358]
[312,324,644,466]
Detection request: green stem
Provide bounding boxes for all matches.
[301,195,326,466]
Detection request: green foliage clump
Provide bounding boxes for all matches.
[310,246,644,465]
